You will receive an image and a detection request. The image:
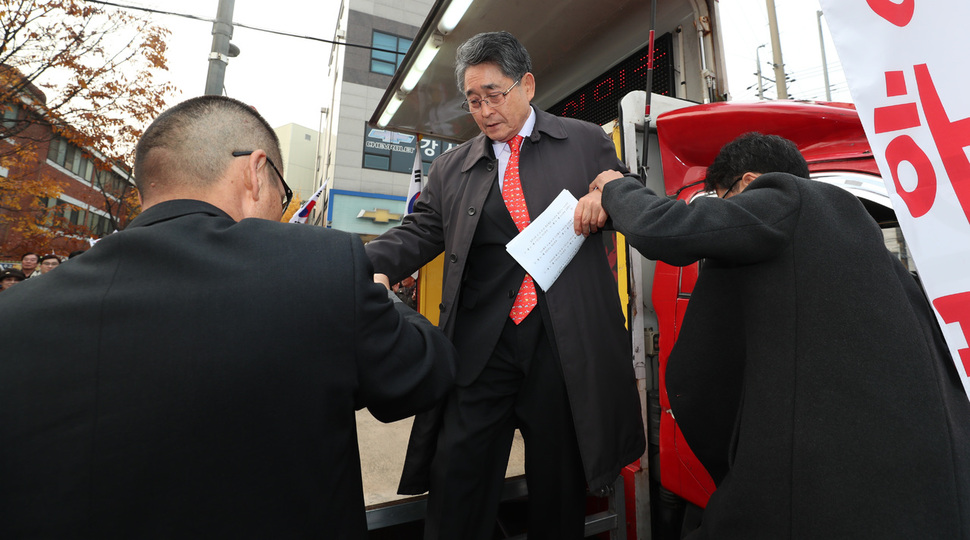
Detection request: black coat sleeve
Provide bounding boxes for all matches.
[350,237,456,422]
[364,159,448,285]
[601,172,801,266]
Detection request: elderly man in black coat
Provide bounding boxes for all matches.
[366,31,644,540]
[576,132,970,539]
[0,95,457,539]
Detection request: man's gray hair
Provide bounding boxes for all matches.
[454,31,532,93]
[134,95,282,194]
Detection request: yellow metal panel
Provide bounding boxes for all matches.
[417,253,445,326]
[617,233,630,330]
[612,123,631,330]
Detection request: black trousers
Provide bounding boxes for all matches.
[424,311,587,540]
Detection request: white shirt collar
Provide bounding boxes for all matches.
[492,106,537,159]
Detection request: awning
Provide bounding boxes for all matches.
[368,0,723,142]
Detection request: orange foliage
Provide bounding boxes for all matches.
[281,193,305,223]
[0,0,172,256]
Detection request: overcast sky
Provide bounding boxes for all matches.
[117,0,849,130]
[121,0,343,130]
[718,0,850,102]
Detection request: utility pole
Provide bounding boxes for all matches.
[205,0,236,95]
[755,44,766,100]
[765,0,788,99]
[817,10,832,101]
[314,107,329,186]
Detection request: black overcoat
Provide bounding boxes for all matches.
[603,173,970,539]
[365,108,645,492]
[0,200,457,539]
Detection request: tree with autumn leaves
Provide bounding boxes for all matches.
[0,0,174,257]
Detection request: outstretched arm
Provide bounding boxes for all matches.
[352,238,456,422]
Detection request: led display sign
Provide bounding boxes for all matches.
[548,33,675,126]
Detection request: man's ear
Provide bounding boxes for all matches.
[522,72,536,101]
[739,172,762,192]
[239,150,268,217]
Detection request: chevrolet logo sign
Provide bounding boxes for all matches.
[368,129,415,145]
[357,208,403,223]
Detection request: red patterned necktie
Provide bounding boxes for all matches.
[501,135,537,324]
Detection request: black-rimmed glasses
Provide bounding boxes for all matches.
[461,79,521,113]
[720,176,744,199]
[231,151,293,212]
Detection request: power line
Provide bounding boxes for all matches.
[80,0,397,54]
[82,0,215,23]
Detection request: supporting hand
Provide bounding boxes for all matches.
[574,170,624,236]
[590,169,624,192]
[574,190,607,237]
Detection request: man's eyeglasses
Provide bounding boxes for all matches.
[720,176,744,199]
[460,79,521,113]
[231,151,293,212]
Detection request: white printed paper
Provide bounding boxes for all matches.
[506,189,585,292]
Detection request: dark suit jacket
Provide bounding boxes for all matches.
[365,108,645,491]
[0,200,457,539]
[603,173,970,539]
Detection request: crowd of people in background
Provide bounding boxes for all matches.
[0,250,86,292]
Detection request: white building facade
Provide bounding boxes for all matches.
[314,0,461,240]
[274,123,319,205]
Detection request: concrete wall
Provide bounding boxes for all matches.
[274,123,320,203]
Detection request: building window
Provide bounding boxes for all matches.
[370,31,411,76]
[94,169,129,197]
[47,137,130,194]
[47,136,96,182]
[75,208,87,226]
[363,152,391,170]
[89,213,115,236]
[47,137,66,164]
[39,196,115,236]
[2,103,20,129]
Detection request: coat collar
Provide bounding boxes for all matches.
[128,199,234,229]
[460,107,569,173]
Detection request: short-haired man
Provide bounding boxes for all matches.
[0,95,457,538]
[38,254,60,274]
[366,31,644,539]
[575,132,970,538]
[19,253,38,278]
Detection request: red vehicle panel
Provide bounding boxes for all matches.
[657,100,876,196]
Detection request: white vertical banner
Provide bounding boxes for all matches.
[818,0,970,398]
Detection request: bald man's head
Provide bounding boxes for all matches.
[134,96,282,201]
